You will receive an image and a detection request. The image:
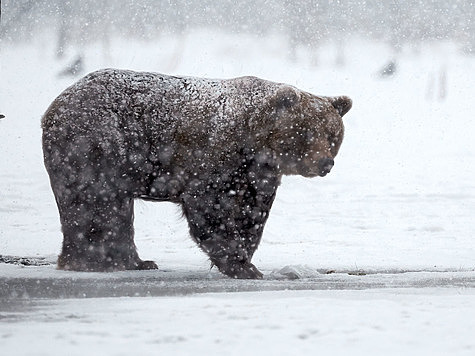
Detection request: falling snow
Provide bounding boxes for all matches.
[1,1,475,355]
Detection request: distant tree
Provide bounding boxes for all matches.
[56,1,71,58]
[283,0,329,64]
[0,0,37,40]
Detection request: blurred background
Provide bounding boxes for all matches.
[1,0,474,73]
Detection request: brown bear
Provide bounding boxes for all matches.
[42,69,351,279]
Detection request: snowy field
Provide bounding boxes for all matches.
[1,30,475,355]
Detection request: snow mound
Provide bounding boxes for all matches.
[269,265,325,279]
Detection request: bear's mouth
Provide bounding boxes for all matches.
[301,169,325,178]
[303,168,332,178]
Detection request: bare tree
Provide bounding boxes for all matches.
[0,0,37,40]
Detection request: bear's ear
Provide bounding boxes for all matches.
[331,96,352,117]
[272,86,300,110]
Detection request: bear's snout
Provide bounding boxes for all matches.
[317,158,334,176]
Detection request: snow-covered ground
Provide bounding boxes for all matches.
[1,31,475,355]
[2,288,475,356]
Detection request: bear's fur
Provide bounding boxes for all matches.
[42,69,351,279]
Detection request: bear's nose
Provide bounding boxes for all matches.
[317,158,334,176]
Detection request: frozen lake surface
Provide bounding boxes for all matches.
[2,263,475,355]
[2,261,475,299]
[1,31,475,355]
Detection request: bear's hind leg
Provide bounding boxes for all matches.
[57,196,157,271]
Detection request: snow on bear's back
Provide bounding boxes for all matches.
[42,69,282,152]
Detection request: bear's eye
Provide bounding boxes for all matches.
[327,134,339,151]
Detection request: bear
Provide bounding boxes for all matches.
[42,69,351,279]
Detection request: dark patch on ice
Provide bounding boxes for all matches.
[1,265,475,300]
[0,255,54,266]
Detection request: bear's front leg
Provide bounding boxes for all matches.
[181,179,277,279]
[200,238,264,279]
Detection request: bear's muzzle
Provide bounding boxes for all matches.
[317,158,334,177]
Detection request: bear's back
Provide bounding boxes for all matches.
[42,69,225,126]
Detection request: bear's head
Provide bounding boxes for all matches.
[253,85,351,178]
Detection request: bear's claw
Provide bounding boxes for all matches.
[216,260,263,279]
